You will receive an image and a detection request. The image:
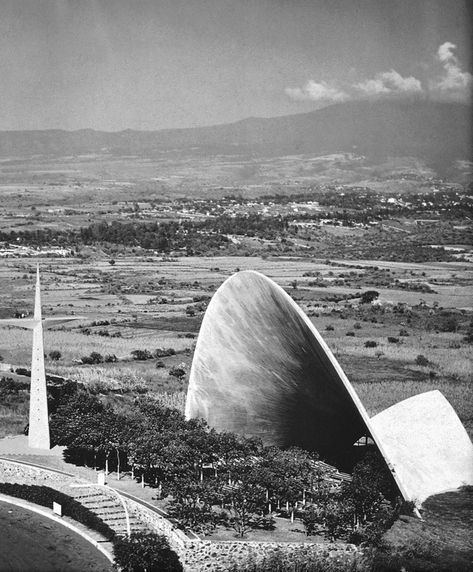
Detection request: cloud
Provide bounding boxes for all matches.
[355,70,423,96]
[285,80,348,102]
[286,42,471,105]
[431,41,472,97]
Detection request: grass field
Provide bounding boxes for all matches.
[0,253,471,440]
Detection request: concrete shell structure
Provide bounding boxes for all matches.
[371,391,473,505]
[186,270,473,507]
[186,271,391,463]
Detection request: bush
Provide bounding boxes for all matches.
[113,532,183,572]
[81,352,104,365]
[387,337,399,344]
[49,350,62,361]
[399,329,409,337]
[415,354,429,367]
[153,348,176,358]
[325,324,335,331]
[185,306,195,316]
[365,340,378,348]
[169,366,186,379]
[131,349,152,361]
[346,331,355,337]
[155,360,166,368]
[353,322,362,330]
[360,290,379,304]
[104,354,118,363]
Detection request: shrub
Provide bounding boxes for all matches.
[353,322,362,330]
[155,360,166,368]
[365,340,378,348]
[325,324,335,331]
[81,352,103,365]
[104,354,118,363]
[169,366,186,379]
[185,306,195,317]
[131,349,152,361]
[415,354,429,367]
[49,350,62,361]
[387,337,399,344]
[399,329,409,337]
[154,348,176,358]
[346,331,355,337]
[113,531,183,572]
[360,290,379,304]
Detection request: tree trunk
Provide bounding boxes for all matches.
[105,455,109,476]
[141,473,145,488]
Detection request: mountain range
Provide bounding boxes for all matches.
[0,101,470,175]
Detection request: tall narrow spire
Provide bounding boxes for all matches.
[34,264,42,321]
[0,266,81,450]
[28,266,50,449]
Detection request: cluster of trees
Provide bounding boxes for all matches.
[49,389,402,542]
[0,214,288,253]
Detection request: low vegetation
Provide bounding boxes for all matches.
[113,532,183,572]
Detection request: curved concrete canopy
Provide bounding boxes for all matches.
[186,271,473,507]
[186,271,376,459]
[371,390,473,505]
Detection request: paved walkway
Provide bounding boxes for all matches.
[0,435,172,514]
[0,499,113,572]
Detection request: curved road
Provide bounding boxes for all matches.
[0,501,113,572]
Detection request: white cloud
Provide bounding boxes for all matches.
[355,70,423,96]
[437,41,457,64]
[431,41,472,98]
[285,80,348,103]
[286,42,471,105]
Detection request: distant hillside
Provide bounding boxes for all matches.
[0,101,470,174]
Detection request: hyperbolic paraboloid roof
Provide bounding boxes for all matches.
[185,270,473,506]
[371,390,473,504]
[186,272,378,457]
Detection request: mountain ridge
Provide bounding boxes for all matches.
[0,101,470,175]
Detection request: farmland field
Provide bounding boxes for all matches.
[1,252,471,440]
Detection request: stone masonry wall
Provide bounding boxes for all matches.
[179,539,361,572]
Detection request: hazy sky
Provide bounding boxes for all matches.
[1,0,471,131]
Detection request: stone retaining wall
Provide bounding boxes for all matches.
[0,459,364,572]
[179,539,361,572]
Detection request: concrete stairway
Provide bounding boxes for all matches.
[70,488,150,536]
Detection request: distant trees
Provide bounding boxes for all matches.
[131,349,152,361]
[360,290,380,304]
[415,354,429,367]
[81,352,104,365]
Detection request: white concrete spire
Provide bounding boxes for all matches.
[0,266,81,450]
[29,266,49,448]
